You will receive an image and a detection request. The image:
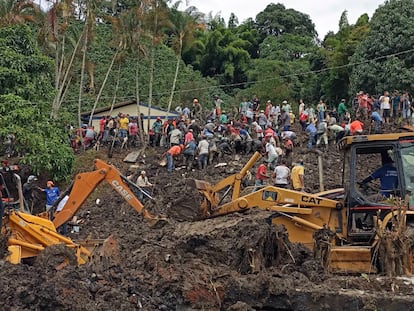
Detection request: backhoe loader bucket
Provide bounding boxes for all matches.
[192,179,219,217]
[79,235,121,266]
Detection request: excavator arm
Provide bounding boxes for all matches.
[194,151,262,214]
[52,159,160,228]
[194,151,342,218]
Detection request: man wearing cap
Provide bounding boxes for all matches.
[257,110,267,130]
[23,175,38,212]
[337,99,347,122]
[38,181,60,212]
[358,152,398,200]
[136,171,153,201]
[192,98,202,120]
[282,100,291,113]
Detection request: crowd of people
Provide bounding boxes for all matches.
[69,90,411,192]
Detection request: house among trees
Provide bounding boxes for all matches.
[81,100,180,131]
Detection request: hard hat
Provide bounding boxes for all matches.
[282,100,288,104]
[141,170,146,175]
[27,175,38,183]
[47,180,54,187]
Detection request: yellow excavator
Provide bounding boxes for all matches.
[1,159,162,265]
[194,132,414,274]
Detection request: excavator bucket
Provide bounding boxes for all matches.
[79,235,120,266]
[188,179,218,218]
[192,179,212,191]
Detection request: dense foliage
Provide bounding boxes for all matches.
[0,24,74,180]
[350,0,414,95]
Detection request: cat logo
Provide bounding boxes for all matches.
[301,195,322,205]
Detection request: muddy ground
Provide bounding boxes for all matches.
[1,123,414,310]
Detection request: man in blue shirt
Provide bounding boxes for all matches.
[305,121,317,150]
[371,109,383,134]
[39,180,60,212]
[359,154,398,199]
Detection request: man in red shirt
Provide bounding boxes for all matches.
[184,129,194,145]
[165,144,184,172]
[252,162,268,192]
[349,119,364,135]
[98,116,106,142]
[357,92,369,120]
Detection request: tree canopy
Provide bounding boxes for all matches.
[0,0,411,179]
[350,0,414,95]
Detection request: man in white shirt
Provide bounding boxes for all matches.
[169,128,182,146]
[197,137,210,169]
[272,159,290,188]
[136,171,153,201]
[265,136,278,170]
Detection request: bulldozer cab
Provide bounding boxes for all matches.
[341,133,414,240]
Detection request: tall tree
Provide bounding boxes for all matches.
[0,24,74,180]
[349,0,414,95]
[0,0,39,27]
[165,5,202,118]
[144,0,171,131]
[255,3,317,39]
[318,12,370,103]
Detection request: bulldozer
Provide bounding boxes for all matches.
[0,159,163,266]
[193,132,414,274]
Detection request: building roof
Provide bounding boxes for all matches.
[81,99,180,117]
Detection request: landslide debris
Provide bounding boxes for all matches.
[1,123,414,310]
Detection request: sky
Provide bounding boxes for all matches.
[179,0,386,39]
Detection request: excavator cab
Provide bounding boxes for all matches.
[341,133,414,243]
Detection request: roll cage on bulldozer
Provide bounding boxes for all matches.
[194,132,414,274]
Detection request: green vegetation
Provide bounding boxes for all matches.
[0,0,413,179]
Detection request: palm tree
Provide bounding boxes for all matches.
[165,4,203,118]
[114,0,150,142]
[143,0,171,132]
[77,0,101,128]
[0,0,40,27]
